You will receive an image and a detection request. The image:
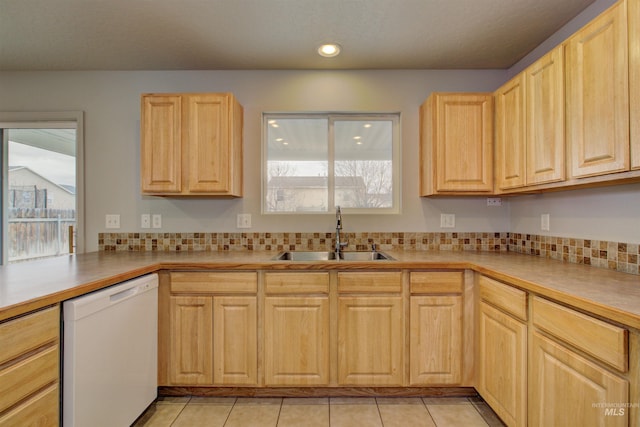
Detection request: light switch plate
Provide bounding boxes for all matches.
[141,214,151,229]
[541,213,550,231]
[440,213,455,228]
[237,213,252,229]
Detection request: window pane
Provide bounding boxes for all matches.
[265,118,328,212]
[7,129,76,262]
[334,120,393,208]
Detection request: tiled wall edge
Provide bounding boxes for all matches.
[98,231,639,276]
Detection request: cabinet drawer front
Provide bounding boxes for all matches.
[532,296,628,372]
[338,272,402,293]
[170,272,257,294]
[0,345,58,413]
[0,305,59,366]
[479,276,527,321]
[265,272,330,294]
[410,271,463,294]
[0,383,59,426]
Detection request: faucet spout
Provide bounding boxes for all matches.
[335,206,347,254]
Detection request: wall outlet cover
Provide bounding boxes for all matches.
[440,213,455,228]
[105,214,120,229]
[152,214,162,229]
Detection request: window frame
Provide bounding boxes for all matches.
[0,111,85,264]
[262,112,401,215]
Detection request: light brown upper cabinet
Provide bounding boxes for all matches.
[141,93,243,197]
[631,0,640,169]
[420,93,494,195]
[565,0,630,179]
[495,46,565,191]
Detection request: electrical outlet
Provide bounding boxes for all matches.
[141,214,151,229]
[541,213,550,231]
[152,214,162,229]
[237,213,252,229]
[105,214,120,229]
[486,197,502,207]
[440,213,455,228]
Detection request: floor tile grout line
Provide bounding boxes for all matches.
[374,398,385,427]
[168,396,192,427]
[221,396,237,427]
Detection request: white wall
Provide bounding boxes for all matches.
[0,69,509,251]
[506,0,640,244]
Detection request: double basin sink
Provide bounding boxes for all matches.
[272,251,394,261]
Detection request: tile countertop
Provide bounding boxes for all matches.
[1,250,640,329]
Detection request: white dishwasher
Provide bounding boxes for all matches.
[63,273,158,427]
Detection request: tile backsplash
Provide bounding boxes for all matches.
[99,231,639,275]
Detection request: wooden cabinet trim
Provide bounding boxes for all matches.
[170,272,257,294]
[0,383,59,426]
[409,271,463,294]
[0,345,58,413]
[265,272,330,295]
[0,305,59,366]
[337,272,402,294]
[532,296,628,372]
[479,276,527,321]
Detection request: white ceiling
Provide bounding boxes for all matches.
[0,0,596,71]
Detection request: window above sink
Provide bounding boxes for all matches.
[262,113,401,215]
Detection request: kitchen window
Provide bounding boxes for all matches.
[263,113,400,214]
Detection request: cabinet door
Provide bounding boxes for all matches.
[565,1,629,178]
[631,0,640,170]
[410,296,462,385]
[168,296,213,385]
[478,302,527,427]
[420,93,494,194]
[526,46,565,185]
[213,296,257,385]
[184,94,232,193]
[530,332,628,427]
[264,297,330,386]
[141,95,182,193]
[337,296,403,385]
[495,75,526,190]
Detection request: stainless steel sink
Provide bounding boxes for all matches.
[271,251,394,261]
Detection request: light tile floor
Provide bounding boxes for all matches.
[134,396,506,427]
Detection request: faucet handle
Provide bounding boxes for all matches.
[371,243,377,252]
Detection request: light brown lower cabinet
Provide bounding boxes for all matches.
[478,301,527,427]
[530,332,628,427]
[409,271,465,385]
[162,272,258,386]
[476,276,527,427]
[337,272,404,386]
[337,296,403,385]
[0,305,60,426]
[264,271,331,386]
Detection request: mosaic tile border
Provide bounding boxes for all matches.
[509,233,640,275]
[98,231,640,275]
[98,232,508,253]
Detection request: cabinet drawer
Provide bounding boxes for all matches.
[0,305,59,366]
[532,296,628,372]
[170,272,257,294]
[337,272,402,294]
[0,345,58,413]
[265,272,329,294]
[410,271,463,294]
[479,276,527,321]
[0,383,59,426]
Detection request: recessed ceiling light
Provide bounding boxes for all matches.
[318,43,341,58]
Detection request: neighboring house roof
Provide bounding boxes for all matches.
[268,176,366,189]
[9,166,75,195]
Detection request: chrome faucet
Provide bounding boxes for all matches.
[335,206,348,254]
